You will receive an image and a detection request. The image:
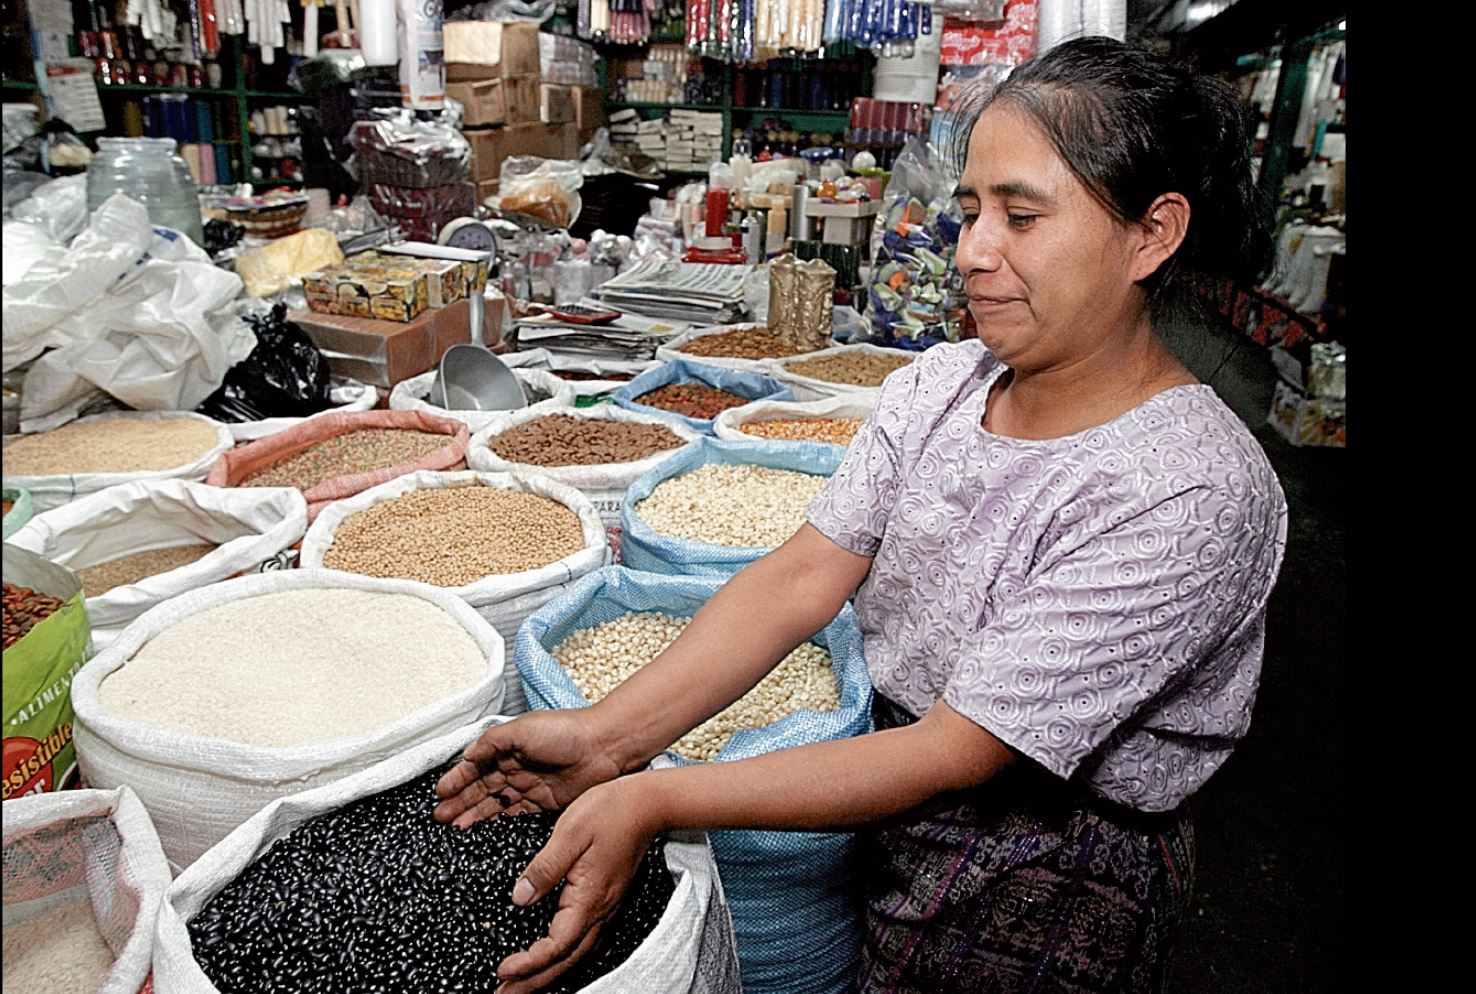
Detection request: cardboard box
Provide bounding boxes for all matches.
[303,262,431,323]
[570,85,604,133]
[378,242,491,295]
[290,296,504,389]
[444,21,541,78]
[476,178,500,203]
[540,84,575,124]
[355,253,467,309]
[504,74,542,125]
[446,79,506,127]
[465,122,580,182]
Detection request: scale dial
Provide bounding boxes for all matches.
[438,218,499,254]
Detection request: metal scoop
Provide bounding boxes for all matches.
[428,260,526,413]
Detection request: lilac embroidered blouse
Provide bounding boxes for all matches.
[805,341,1288,812]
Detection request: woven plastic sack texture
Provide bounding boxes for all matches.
[70,570,506,873]
[769,343,919,402]
[3,785,172,994]
[300,470,611,715]
[517,566,873,994]
[223,381,378,442]
[618,437,842,578]
[655,324,790,374]
[154,718,743,994]
[203,408,470,522]
[610,359,793,435]
[3,485,34,539]
[388,367,576,433]
[712,395,877,446]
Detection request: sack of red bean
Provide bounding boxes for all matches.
[153,717,742,994]
[2,543,91,799]
[3,785,172,994]
[611,359,793,435]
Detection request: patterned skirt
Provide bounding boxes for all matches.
[857,695,1196,994]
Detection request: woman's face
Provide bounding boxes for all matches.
[954,103,1149,372]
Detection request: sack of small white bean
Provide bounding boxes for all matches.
[516,565,873,994]
[3,411,235,514]
[300,470,610,715]
[388,367,576,433]
[467,406,702,527]
[154,717,743,994]
[768,343,919,402]
[3,785,172,994]
[70,570,507,873]
[619,437,843,578]
[8,479,309,650]
[712,394,878,448]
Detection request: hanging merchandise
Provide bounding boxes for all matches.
[824,0,933,56]
[357,0,397,65]
[583,0,657,45]
[754,0,825,55]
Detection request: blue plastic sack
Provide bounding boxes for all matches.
[619,437,843,578]
[610,358,794,435]
[516,565,873,994]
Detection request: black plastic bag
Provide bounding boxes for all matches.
[203,219,245,255]
[195,304,334,423]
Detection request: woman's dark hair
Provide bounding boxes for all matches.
[951,36,1272,321]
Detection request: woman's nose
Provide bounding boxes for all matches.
[955,218,1004,275]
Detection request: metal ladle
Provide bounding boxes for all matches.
[428,254,527,413]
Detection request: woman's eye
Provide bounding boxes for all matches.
[1007,213,1038,228]
[961,212,980,226]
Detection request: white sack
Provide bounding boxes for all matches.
[10,173,89,245]
[468,406,701,526]
[70,570,507,873]
[768,343,919,402]
[2,785,173,994]
[299,470,611,714]
[713,394,879,443]
[223,381,380,442]
[389,367,576,433]
[2,220,57,286]
[154,719,743,994]
[2,411,236,514]
[8,479,309,648]
[655,324,788,374]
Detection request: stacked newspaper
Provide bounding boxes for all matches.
[594,261,753,324]
[513,305,688,362]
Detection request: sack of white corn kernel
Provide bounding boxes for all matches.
[466,406,702,527]
[203,409,470,523]
[8,479,308,651]
[516,566,873,994]
[388,367,576,433]
[712,395,877,446]
[154,716,744,994]
[768,343,919,402]
[70,570,507,873]
[3,411,235,515]
[222,380,379,442]
[3,785,172,994]
[619,437,843,579]
[299,470,610,715]
[610,359,793,435]
[655,324,794,374]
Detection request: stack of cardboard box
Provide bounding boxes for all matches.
[445,20,579,205]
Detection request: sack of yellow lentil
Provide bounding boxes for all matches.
[768,342,919,402]
[712,395,876,448]
[8,479,308,650]
[2,543,90,799]
[516,565,872,994]
[299,470,610,715]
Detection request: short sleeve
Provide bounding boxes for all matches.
[944,480,1286,782]
[805,362,920,557]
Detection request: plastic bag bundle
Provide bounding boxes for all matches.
[517,566,872,994]
[611,359,793,435]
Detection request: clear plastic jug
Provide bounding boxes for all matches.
[85,137,204,246]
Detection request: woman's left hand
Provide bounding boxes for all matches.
[495,777,661,994]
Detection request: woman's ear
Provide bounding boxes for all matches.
[1131,193,1191,283]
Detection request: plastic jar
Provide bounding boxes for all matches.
[86,137,204,246]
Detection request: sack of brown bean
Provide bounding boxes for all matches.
[3,411,235,514]
[4,785,173,994]
[70,570,507,872]
[467,406,701,527]
[154,717,742,994]
[611,359,793,435]
[769,343,920,402]
[204,409,470,522]
[299,470,610,715]
[516,566,872,994]
[8,479,308,650]
[712,395,878,448]
[221,380,379,443]
[387,367,576,432]
[656,323,826,374]
[619,437,842,578]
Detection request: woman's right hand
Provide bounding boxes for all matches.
[432,710,625,830]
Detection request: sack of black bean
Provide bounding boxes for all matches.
[154,717,743,994]
[517,566,873,994]
[70,570,507,872]
[3,785,172,994]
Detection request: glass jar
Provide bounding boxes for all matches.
[85,137,204,246]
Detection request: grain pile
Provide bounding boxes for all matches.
[240,429,448,490]
[738,417,864,445]
[3,901,116,990]
[554,611,840,761]
[75,544,216,598]
[783,351,913,387]
[2,583,65,649]
[97,589,486,747]
[635,463,827,548]
[635,384,751,420]
[322,487,586,586]
[676,327,811,360]
[487,415,685,467]
[4,418,222,475]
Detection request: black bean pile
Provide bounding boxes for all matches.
[189,768,675,994]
